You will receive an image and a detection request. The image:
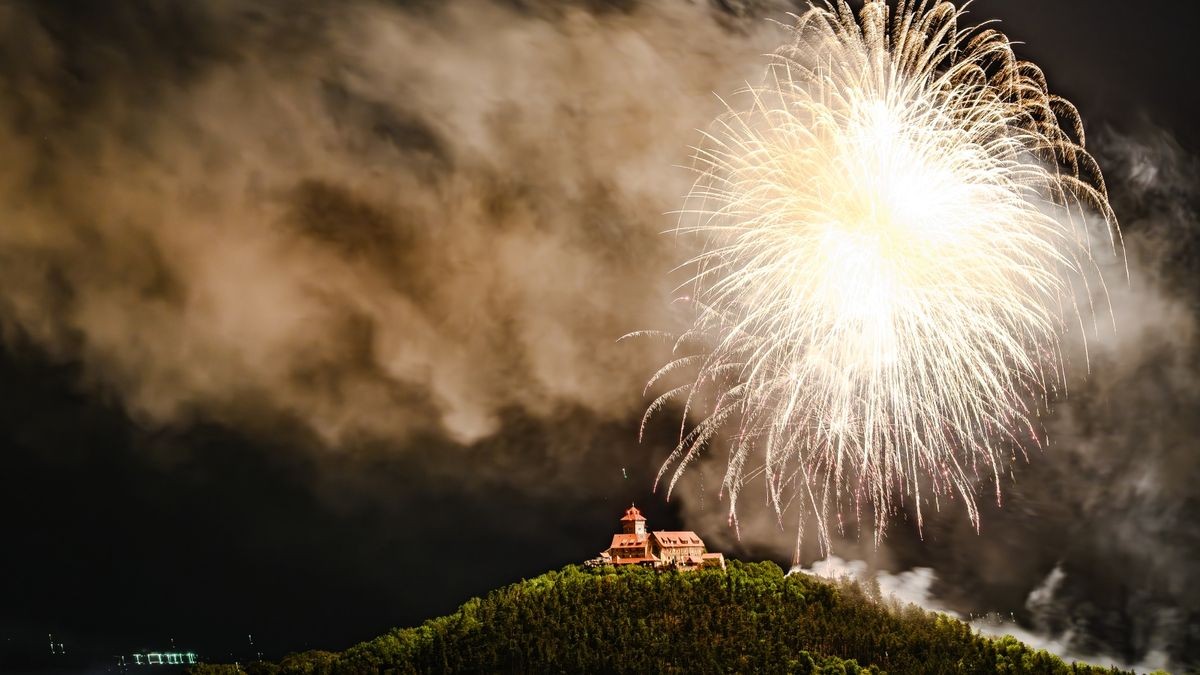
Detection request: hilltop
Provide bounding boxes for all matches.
[188,560,1134,674]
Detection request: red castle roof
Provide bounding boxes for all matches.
[609,533,648,549]
[620,504,647,522]
[651,531,704,547]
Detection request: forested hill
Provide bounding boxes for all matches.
[189,560,1136,674]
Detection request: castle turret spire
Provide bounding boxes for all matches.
[619,504,647,536]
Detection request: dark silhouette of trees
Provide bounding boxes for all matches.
[189,561,1132,674]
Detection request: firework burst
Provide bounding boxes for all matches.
[637,0,1119,557]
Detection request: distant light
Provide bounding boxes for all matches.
[131,651,199,666]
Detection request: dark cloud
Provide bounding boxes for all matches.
[0,0,792,449]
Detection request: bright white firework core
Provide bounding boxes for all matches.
[639,0,1119,558]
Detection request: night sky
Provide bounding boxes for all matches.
[2,1,1198,672]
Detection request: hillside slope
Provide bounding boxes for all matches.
[191,561,1133,674]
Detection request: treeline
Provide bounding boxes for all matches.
[189,561,1134,674]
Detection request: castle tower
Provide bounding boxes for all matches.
[620,504,647,536]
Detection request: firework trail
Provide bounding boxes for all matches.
[636,0,1119,557]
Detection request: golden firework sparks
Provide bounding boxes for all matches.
[637,0,1120,557]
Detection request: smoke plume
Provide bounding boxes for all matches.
[0,0,788,452]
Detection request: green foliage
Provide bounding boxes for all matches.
[189,561,1132,675]
[187,666,247,675]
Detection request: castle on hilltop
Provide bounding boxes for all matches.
[587,505,725,571]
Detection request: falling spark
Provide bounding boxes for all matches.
[636,0,1119,557]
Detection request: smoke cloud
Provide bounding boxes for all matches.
[795,557,1171,672]
[0,0,789,451]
